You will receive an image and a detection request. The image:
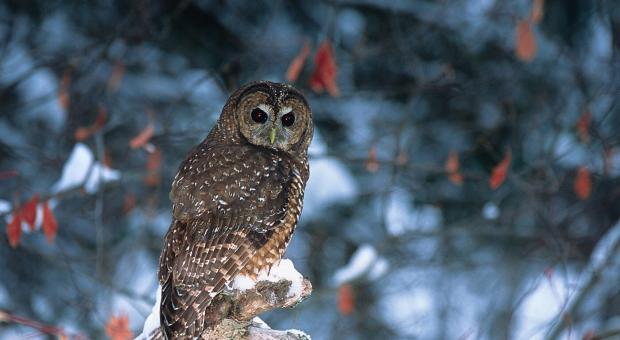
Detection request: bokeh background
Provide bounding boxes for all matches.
[1,0,619,339]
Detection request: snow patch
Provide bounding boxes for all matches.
[0,200,11,214]
[287,329,312,339]
[482,201,499,220]
[252,317,271,329]
[52,143,121,194]
[333,244,388,285]
[136,285,161,340]
[232,259,305,300]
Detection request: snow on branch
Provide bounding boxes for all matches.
[544,219,620,340]
[136,259,312,340]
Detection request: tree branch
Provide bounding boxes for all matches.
[138,261,312,340]
[544,219,620,340]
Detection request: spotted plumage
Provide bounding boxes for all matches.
[158,81,313,339]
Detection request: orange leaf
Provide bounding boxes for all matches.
[577,110,591,144]
[286,41,311,82]
[396,151,408,166]
[129,123,155,149]
[105,314,133,340]
[582,330,597,340]
[58,69,71,110]
[530,0,544,23]
[74,126,94,141]
[144,148,162,186]
[309,41,340,96]
[445,151,464,185]
[489,149,512,190]
[107,60,125,92]
[515,19,537,62]
[94,106,108,130]
[365,146,379,173]
[574,166,592,200]
[337,283,355,316]
[21,194,39,231]
[6,214,21,248]
[42,201,58,244]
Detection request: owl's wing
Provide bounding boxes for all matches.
[158,145,301,339]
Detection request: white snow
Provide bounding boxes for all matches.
[52,143,120,194]
[232,275,256,291]
[482,201,499,220]
[232,259,305,300]
[286,329,312,339]
[135,285,161,340]
[0,200,11,214]
[333,244,388,285]
[252,317,271,329]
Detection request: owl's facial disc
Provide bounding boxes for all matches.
[236,85,311,153]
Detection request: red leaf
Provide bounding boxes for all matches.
[489,149,512,190]
[309,41,340,96]
[105,314,133,340]
[515,19,537,62]
[42,201,58,244]
[445,151,464,185]
[365,146,379,173]
[74,127,93,141]
[577,110,591,144]
[123,193,137,214]
[58,69,71,110]
[94,106,108,130]
[337,284,355,316]
[21,194,39,231]
[286,41,311,82]
[0,170,19,180]
[574,166,592,200]
[144,147,162,186]
[530,0,544,24]
[396,151,408,166]
[129,123,155,150]
[582,330,597,340]
[6,214,21,248]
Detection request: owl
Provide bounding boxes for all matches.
[158,81,313,339]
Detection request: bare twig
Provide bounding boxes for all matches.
[545,219,620,340]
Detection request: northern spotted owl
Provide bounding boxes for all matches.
[158,81,313,339]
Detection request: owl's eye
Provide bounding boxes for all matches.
[281,113,295,127]
[251,108,268,124]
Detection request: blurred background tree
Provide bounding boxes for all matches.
[0,0,619,339]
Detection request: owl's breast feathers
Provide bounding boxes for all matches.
[158,144,308,339]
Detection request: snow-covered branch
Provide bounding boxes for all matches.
[136,259,312,340]
[545,219,620,340]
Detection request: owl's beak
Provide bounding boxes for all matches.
[269,127,277,145]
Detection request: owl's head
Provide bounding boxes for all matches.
[216,81,313,156]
